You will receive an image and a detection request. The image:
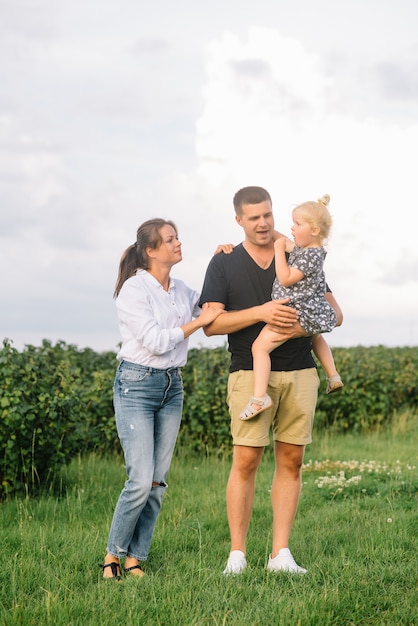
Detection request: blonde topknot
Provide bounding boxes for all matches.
[317,194,330,207]
[293,194,333,243]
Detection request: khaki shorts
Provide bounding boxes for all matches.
[227,369,319,447]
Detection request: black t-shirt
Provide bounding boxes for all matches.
[199,243,316,373]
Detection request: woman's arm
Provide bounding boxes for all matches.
[180,304,224,339]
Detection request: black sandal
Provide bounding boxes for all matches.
[124,564,145,576]
[99,562,121,580]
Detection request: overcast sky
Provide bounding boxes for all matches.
[1,0,417,354]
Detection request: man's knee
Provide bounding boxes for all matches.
[275,442,305,473]
[233,445,263,475]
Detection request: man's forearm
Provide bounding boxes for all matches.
[203,306,262,336]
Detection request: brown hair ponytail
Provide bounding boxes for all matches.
[113,218,177,298]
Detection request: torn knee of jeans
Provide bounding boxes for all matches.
[151,481,167,488]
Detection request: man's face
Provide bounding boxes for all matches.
[235,200,275,246]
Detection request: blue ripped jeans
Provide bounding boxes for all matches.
[106,360,183,561]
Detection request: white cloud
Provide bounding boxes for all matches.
[194,27,418,346]
[1,3,418,351]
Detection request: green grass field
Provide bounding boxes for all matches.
[1,420,417,625]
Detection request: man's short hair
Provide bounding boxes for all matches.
[233,186,272,216]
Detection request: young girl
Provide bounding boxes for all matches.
[240,195,343,421]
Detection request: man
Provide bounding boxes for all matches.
[199,186,342,575]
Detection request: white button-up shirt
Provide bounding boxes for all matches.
[116,269,201,368]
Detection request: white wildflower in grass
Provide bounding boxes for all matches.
[303,459,415,476]
[303,459,416,499]
[314,471,362,497]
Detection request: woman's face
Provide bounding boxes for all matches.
[153,224,182,266]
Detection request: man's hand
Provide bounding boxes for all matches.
[260,299,298,327]
[260,299,309,339]
[266,320,309,340]
[201,298,308,338]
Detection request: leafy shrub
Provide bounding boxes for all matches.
[66,347,118,454]
[180,347,231,452]
[0,340,84,497]
[1,339,417,497]
[314,346,418,431]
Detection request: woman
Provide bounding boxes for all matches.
[100,218,223,580]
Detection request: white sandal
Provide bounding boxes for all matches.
[240,393,273,420]
[326,375,344,394]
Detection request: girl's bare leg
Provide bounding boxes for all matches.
[312,334,343,393]
[311,334,338,377]
[252,326,285,398]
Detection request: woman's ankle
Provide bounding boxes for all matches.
[104,553,119,565]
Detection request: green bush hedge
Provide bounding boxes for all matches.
[1,338,417,497]
[313,346,418,431]
[0,340,84,496]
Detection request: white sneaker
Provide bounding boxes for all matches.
[223,550,247,575]
[267,548,307,574]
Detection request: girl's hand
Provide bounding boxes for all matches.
[274,236,287,252]
[214,243,235,255]
[284,237,295,252]
[274,236,294,253]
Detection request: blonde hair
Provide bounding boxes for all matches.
[293,194,332,244]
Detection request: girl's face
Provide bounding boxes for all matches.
[291,209,320,248]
